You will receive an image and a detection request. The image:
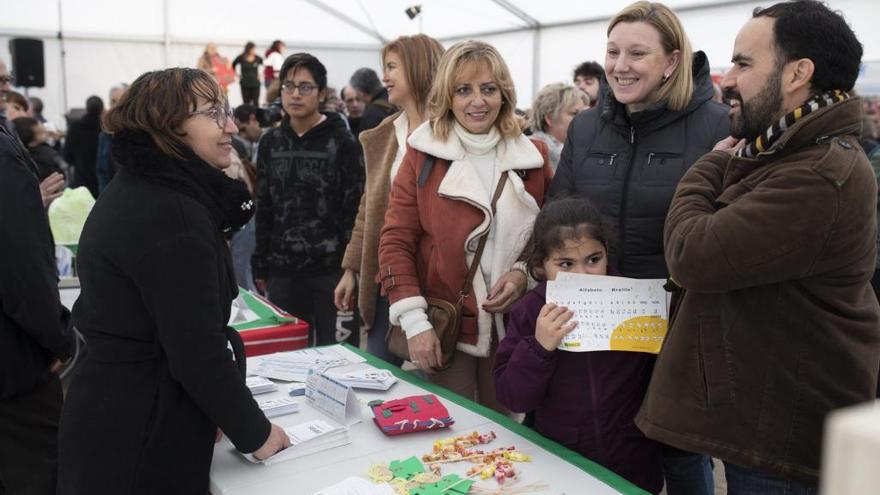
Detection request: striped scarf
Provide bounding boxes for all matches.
[737,89,848,158]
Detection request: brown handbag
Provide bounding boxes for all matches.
[386,171,509,370]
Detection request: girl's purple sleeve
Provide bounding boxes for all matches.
[494,300,560,413]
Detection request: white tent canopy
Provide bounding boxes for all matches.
[2,0,878,129]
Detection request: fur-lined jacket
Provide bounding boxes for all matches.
[378,122,553,357]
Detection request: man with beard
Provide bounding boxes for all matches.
[636,1,880,493]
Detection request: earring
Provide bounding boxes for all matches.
[662,73,670,82]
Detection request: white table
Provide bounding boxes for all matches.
[209,346,646,495]
[59,285,80,311]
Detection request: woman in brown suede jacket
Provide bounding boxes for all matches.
[334,35,444,364]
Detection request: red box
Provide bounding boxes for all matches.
[232,290,310,356]
[239,321,310,356]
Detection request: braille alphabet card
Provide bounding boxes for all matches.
[546,273,669,354]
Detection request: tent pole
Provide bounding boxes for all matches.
[57,0,69,116]
[532,28,541,102]
[163,0,170,67]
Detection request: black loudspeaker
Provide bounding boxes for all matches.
[9,38,45,88]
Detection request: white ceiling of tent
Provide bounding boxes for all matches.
[2,0,768,45]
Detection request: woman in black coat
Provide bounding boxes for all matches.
[548,3,729,495]
[58,68,290,495]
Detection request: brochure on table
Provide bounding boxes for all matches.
[546,272,670,354]
[249,346,365,382]
[241,345,365,465]
[305,369,362,427]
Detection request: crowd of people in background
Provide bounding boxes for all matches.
[1,1,880,494]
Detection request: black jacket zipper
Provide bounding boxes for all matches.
[617,125,637,274]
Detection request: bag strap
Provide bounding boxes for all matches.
[417,154,435,188]
[457,173,508,304]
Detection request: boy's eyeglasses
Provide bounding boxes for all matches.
[281,82,317,96]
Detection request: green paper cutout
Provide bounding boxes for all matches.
[230,288,298,331]
[408,474,473,495]
[389,456,425,479]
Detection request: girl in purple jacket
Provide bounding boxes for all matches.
[494,197,662,493]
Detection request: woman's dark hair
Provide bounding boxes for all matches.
[279,52,327,90]
[243,41,255,54]
[12,116,39,146]
[269,40,284,53]
[103,67,223,160]
[753,0,862,92]
[520,197,613,281]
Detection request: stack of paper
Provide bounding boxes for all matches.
[256,396,300,418]
[246,376,278,395]
[250,348,352,382]
[325,369,398,391]
[243,419,350,465]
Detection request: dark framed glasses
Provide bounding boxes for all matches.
[190,106,234,129]
[281,82,317,96]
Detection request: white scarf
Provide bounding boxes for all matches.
[453,122,501,156]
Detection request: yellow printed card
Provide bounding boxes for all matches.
[546,273,669,354]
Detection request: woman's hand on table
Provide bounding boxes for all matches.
[482,270,527,314]
[407,330,442,373]
[252,423,291,460]
[333,269,357,311]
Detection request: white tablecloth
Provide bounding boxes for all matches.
[209,347,645,495]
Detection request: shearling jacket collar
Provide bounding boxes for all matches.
[407,121,544,172]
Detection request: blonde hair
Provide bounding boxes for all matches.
[607,1,694,111]
[427,40,520,140]
[530,83,589,133]
[381,35,445,118]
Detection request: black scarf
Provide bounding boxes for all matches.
[738,89,849,159]
[111,130,254,234]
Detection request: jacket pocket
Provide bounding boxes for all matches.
[697,315,735,406]
[639,152,687,187]
[576,152,619,185]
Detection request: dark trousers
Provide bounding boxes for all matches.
[0,375,63,495]
[661,447,714,495]
[241,86,260,106]
[724,462,817,495]
[366,292,403,366]
[269,272,343,347]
